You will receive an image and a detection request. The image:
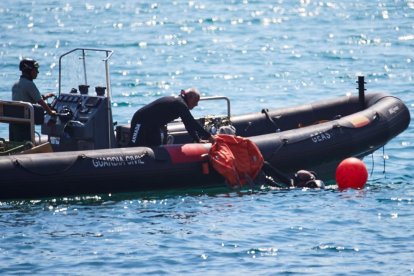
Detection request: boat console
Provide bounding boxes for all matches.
[42,90,115,151]
[39,48,116,152]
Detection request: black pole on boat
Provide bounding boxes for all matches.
[357,76,366,110]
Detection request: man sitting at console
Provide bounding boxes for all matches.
[10,58,56,142]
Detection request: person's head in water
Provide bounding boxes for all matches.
[19,58,39,80]
[181,88,201,110]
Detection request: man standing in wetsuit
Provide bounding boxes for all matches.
[129,88,215,147]
[10,58,56,141]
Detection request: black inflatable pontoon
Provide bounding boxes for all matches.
[0,48,410,199]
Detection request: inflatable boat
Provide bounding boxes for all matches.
[0,48,410,199]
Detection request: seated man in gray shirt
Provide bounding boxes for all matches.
[10,58,56,142]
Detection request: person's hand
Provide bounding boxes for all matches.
[48,110,57,116]
[42,93,56,100]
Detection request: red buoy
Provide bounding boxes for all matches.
[335,157,368,190]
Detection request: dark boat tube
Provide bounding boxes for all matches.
[0,93,409,199]
[250,93,410,178]
[0,144,222,199]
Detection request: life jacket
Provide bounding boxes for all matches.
[209,134,264,188]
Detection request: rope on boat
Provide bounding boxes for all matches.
[370,153,375,178]
[267,138,288,164]
[261,108,280,132]
[12,154,85,176]
[12,150,150,176]
[368,146,388,179]
[261,161,292,188]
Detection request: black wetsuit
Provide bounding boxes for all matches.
[129,95,211,147]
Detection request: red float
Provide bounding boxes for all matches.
[335,157,368,190]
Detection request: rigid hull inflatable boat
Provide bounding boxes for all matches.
[0,48,410,199]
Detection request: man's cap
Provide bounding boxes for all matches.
[19,58,39,72]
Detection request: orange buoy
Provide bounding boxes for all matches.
[335,157,368,190]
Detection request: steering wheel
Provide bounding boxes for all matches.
[45,93,57,106]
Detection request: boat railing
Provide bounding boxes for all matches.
[58,47,113,98]
[58,48,114,149]
[0,100,36,144]
[199,96,231,118]
[169,96,231,126]
[165,96,232,142]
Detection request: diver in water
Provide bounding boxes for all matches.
[261,161,325,189]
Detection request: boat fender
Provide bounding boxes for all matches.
[208,134,264,188]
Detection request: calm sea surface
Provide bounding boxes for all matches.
[0,0,413,274]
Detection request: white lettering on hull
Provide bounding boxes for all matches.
[310,131,332,143]
[388,105,399,115]
[92,155,145,168]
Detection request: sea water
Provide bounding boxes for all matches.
[0,1,413,274]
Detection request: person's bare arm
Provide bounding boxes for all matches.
[37,99,56,116]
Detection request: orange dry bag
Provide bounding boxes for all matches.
[209,134,264,187]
